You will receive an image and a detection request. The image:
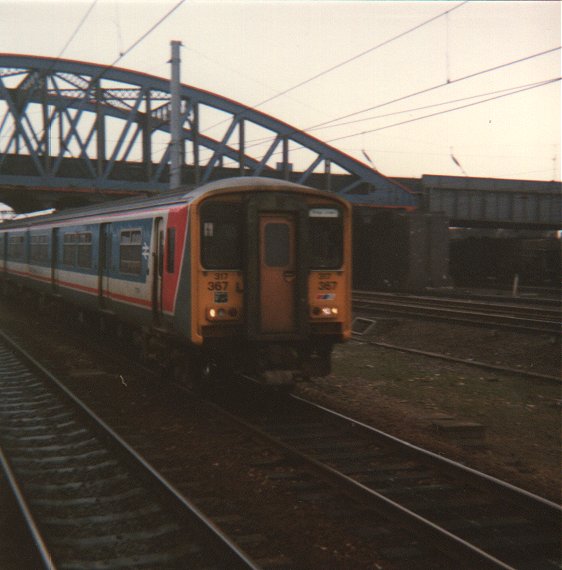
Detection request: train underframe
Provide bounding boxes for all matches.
[1,280,335,395]
[147,331,335,393]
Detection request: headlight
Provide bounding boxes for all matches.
[312,306,339,318]
[206,306,240,321]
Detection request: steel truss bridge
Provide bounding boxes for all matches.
[0,53,418,213]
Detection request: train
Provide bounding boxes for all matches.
[0,177,352,391]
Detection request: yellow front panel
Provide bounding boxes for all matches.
[198,270,244,331]
[308,270,349,336]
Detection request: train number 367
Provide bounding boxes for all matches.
[208,281,228,291]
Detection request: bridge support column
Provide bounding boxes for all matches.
[353,208,450,292]
[405,210,450,290]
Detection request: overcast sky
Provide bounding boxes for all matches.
[1,0,560,184]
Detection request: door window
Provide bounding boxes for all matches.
[264,223,290,267]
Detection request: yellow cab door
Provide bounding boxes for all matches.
[259,214,296,333]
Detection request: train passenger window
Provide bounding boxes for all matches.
[309,213,343,269]
[166,228,175,273]
[63,233,78,266]
[7,235,25,259]
[200,202,241,269]
[30,235,49,262]
[119,230,142,274]
[77,232,92,268]
[264,223,290,267]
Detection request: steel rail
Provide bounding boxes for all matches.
[210,396,515,570]
[291,394,562,518]
[352,294,561,335]
[351,334,561,383]
[210,381,561,569]
[0,446,56,569]
[354,290,561,317]
[353,295,561,319]
[0,327,260,570]
[420,288,561,307]
[353,290,561,321]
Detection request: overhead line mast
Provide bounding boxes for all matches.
[170,40,182,190]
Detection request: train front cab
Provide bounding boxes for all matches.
[191,185,351,387]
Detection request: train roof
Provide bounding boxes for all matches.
[178,176,349,202]
[0,177,348,230]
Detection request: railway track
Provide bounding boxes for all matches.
[0,320,446,569]
[218,387,562,570]
[350,332,561,383]
[352,290,561,335]
[426,288,561,307]
[0,329,258,570]
[0,299,559,568]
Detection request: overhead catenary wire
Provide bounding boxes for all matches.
[0,0,100,154]
[201,1,469,135]
[307,46,561,132]
[322,78,561,145]
[251,77,560,164]
[306,78,560,133]
[188,7,558,178]
[241,74,561,153]
[26,0,187,158]
[211,45,560,161]
[249,1,469,112]
[55,0,99,61]
[114,2,125,57]
[4,3,556,178]
[96,0,187,76]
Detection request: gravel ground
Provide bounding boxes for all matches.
[296,317,561,503]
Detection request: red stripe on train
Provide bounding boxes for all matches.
[3,268,152,309]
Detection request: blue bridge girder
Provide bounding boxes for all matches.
[0,53,419,212]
